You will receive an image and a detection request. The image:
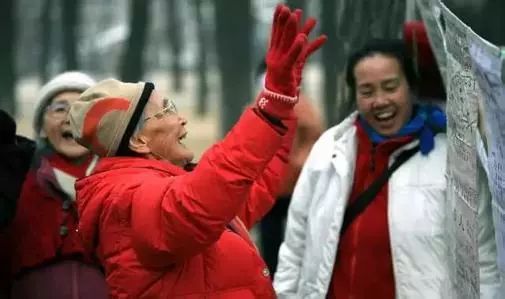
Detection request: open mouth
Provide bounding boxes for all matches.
[178,132,187,145]
[373,110,396,122]
[61,131,74,140]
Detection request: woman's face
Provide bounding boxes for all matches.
[354,54,413,136]
[41,91,89,159]
[135,91,194,167]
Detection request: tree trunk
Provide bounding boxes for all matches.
[0,0,16,115]
[321,0,338,126]
[119,0,150,82]
[61,0,80,70]
[349,0,372,49]
[388,0,407,38]
[167,0,183,92]
[193,0,209,116]
[40,0,52,83]
[214,0,252,135]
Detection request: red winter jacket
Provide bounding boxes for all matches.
[75,109,295,298]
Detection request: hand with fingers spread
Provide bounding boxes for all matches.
[256,4,326,120]
[256,5,305,120]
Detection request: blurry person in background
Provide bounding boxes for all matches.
[0,110,35,299]
[67,5,325,298]
[0,72,108,299]
[274,39,499,298]
[255,58,323,276]
[0,111,34,231]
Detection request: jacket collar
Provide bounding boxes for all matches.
[355,118,414,155]
[328,112,421,177]
[92,156,188,177]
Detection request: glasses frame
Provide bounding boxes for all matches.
[143,98,178,122]
[44,101,71,120]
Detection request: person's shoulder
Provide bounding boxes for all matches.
[316,112,358,146]
[305,112,358,167]
[15,135,36,154]
[91,157,181,188]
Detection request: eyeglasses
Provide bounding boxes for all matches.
[144,98,178,122]
[45,101,71,119]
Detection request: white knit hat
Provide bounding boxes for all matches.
[33,71,96,136]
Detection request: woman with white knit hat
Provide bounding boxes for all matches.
[0,71,108,299]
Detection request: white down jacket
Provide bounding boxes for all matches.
[273,113,501,299]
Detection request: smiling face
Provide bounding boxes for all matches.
[130,90,194,167]
[354,54,413,136]
[42,91,90,159]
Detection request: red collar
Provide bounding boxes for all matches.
[92,156,188,177]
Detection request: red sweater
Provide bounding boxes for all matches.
[327,121,412,299]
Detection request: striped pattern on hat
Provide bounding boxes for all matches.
[68,79,152,157]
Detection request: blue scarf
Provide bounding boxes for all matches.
[359,104,446,155]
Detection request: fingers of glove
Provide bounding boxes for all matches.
[304,35,327,59]
[285,34,308,67]
[270,6,291,50]
[269,5,283,48]
[279,13,299,54]
[300,17,317,36]
[294,9,302,29]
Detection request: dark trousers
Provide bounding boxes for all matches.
[259,195,291,276]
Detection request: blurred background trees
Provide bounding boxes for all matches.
[61,0,80,70]
[0,0,16,115]
[214,0,253,134]
[4,0,505,135]
[119,0,150,82]
[443,0,505,45]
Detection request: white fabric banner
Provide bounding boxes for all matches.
[440,3,481,298]
[468,29,505,285]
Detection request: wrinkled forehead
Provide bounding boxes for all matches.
[51,90,82,104]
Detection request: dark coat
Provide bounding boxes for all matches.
[0,110,35,229]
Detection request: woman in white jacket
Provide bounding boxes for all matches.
[273,39,500,298]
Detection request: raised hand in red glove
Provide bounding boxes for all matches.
[257,4,326,120]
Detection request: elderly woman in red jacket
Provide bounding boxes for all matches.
[1,72,108,299]
[68,5,325,298]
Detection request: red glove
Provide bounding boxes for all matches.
[293,10,327,88]
[257,5,306,119]
[264,5,305,97]
[257,5,326,120]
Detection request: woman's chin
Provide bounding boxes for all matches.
[372,119,403,136]
[56,145,90,160]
